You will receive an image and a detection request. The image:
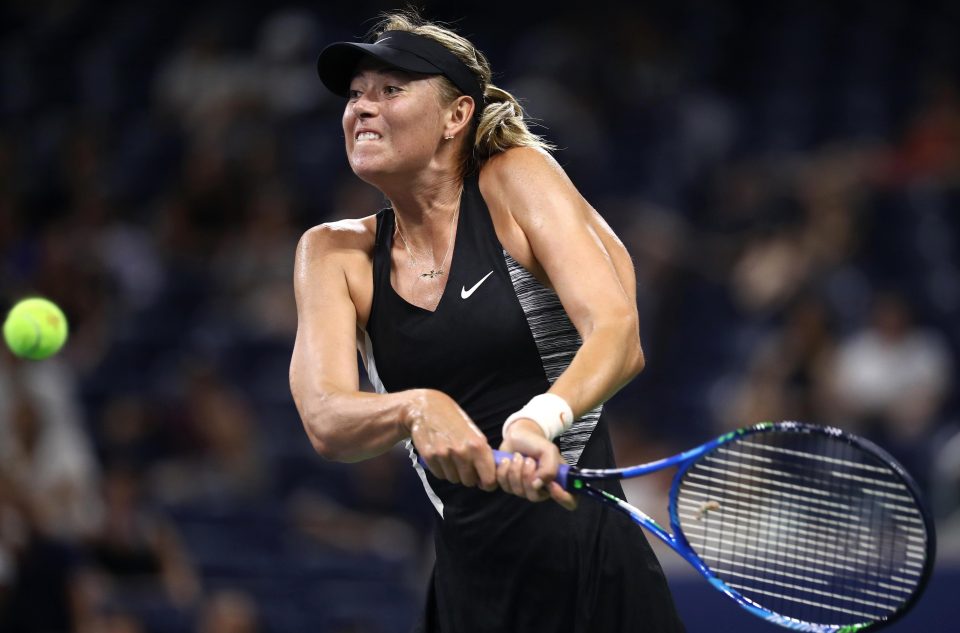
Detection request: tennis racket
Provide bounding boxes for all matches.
[472,421,935,632]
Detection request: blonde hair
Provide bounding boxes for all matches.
[370,10,554,175]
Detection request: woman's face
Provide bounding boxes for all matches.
[343,59,448,183]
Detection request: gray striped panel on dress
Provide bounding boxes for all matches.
[504,251,600,465]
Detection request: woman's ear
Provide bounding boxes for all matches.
[443,95,475,140]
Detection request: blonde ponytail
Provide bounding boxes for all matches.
[474,85,554,164]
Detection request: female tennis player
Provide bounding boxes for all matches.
[289,10,685,632]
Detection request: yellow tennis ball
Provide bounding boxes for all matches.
[3,297,69,360]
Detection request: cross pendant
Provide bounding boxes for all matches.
[420,269,444,279]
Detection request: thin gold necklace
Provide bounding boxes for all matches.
[394,198,461,280]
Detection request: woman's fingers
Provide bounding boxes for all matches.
[410,395,574,510]
[548,481,577,511]
[507,453,525,494]
[495,452,523,495]
[495,452,552,502]
[424,452,461,484]
[410,396,496,489]
[495,454,510,491]
[522,457,549,502]
[453,451,480,488]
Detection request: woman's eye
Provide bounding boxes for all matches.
[384,85,402,95]
[348,89,362,100]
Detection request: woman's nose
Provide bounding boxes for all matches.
[351,95,377,118]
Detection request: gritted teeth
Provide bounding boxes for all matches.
[356,131,381,141]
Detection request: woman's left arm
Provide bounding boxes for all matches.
[481,147,644,506]
[484,147,644,415]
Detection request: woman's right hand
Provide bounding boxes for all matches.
[408,389,498,491]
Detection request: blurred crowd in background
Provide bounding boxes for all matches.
[1,1,959,632]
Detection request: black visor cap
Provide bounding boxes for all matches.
[317,30,484,109]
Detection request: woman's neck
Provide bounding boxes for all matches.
[386,174,464,232]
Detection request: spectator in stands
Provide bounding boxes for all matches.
[150,361,268,505]
[196,589,260,633]
[0,357,103,542]
[79,463,202,612]
[831,289,953,441]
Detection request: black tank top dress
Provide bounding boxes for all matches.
[363,176,685,633]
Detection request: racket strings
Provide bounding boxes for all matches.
[676,430,928,626]
[681,472,927,555]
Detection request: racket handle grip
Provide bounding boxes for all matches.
[493,450,572,489]
[419,449,573,490]
[492,451,572,489]
[556,463,571,489]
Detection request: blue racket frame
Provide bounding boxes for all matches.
[552,421,935,633]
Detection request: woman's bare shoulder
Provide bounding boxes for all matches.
[296,214,379,261]
[480,146,561,182]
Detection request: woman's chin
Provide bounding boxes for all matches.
[349,156,386,180]
[351,167,386,188]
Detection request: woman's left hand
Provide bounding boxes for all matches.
[497,419,577,510]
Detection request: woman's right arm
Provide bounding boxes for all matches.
[288,224,496,488]
[290,223,412,462]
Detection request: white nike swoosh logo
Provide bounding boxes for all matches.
[461,271,494,299]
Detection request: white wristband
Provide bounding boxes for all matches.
[502,393,574,441]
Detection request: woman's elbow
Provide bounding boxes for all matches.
[305,424,337,460]
[304,421,370,464]
[624,336,647,381]
[303,415,358,462]
[627,341,646,378]
[296,409,329,457]
[594,310,645,380]
[294,395,343,461]
[621,315,645,378]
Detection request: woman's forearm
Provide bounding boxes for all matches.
[294,388,421,462]
[549,319,644,418]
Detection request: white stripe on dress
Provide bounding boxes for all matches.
[362,331,445,517]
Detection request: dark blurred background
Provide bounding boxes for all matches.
[2,1,959,632]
